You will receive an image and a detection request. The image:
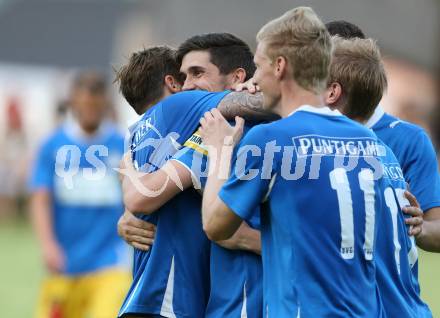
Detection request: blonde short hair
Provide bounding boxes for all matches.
[329,36,388,121]
[256,7,332,93]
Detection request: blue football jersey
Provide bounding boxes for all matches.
[219,106,386,317]
[366,106,436,317]
[172,126,263,318]
[118,90,229,318]
[375,140,432,317]
[28,121,128,275]
[367,106,440,212]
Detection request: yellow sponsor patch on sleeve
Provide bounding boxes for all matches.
[183,129,208,156]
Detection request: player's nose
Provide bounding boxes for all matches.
[182,79,196,91]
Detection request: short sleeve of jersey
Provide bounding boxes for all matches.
[28,140,54,192]
[161,90,229,144]
[405,130,440,211]
[219,125,273,223]
[171,123,256,190]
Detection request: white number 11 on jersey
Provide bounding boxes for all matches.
[330,168,376,260]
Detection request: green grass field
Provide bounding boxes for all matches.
[0,218,439,317]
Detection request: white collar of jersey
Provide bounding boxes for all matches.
[288,105,342,117]
[365,105,385,129]
[64,116,111,143]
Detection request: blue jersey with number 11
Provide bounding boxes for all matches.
[220,106,386,317]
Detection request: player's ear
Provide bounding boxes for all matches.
[274,56,287,80]
[164,75,182,93]
[230,68,247,87]
[325,82,343,107]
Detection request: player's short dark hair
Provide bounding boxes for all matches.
[177,33,255,80]
[73,71,107,95]
[325,20,366,39]
[114,46,184,114]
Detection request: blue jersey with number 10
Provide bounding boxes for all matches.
[220,106,386,317]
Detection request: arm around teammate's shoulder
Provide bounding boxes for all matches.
[217,91,280,122]
[121,158,194,214]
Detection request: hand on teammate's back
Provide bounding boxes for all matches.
[117,210,156,251]
[402,190,424,237]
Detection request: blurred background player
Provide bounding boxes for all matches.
[0,96,28,218]
[28,71,130,318]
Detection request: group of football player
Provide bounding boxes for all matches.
[114,6,440,318]
[30,5,440,318]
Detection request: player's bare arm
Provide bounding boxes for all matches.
[216,222,261,255]
[217,91,279,122]
[401,190,440,251]
[118,151,262,253]
[117,152,193,250]
[200,109,244,241]
[413,206,440,252]
[117,91,273,250]
[30,189,65,273]
[119,91,272,214]
[119,152,194,214]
